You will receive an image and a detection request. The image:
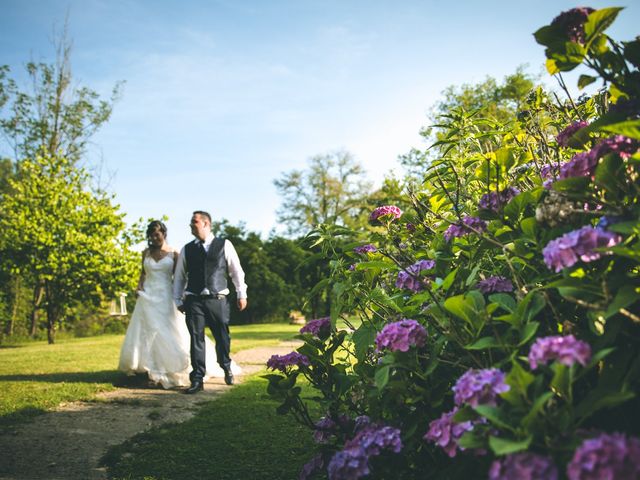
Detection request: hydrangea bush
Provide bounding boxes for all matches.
[265,7,640,479]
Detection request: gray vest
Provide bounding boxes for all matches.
[184,237,228,294]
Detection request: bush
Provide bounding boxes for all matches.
[265,7,640,480]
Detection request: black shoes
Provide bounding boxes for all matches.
[185,380,204,394]
[224,369,234,385]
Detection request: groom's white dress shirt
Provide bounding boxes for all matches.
[173,233,247,308]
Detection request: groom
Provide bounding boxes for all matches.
[173,210,248,393]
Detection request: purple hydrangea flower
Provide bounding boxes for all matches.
[540,163,560,180]
[542,226,622,272]
[313,416,338,444]
[559,150,599,179]
[567,432,640,480]
[348,264,356,271]
[354,244,377,255]
[395,259,435,292]
[327,449,370,480]
[369,205,402,222]
[453,368,510,407]
[528,335,592,369]
[489,452,559,480]
[595,135,639,160]
[346,424,403,457]
[266,351,310,373]
[476,276,514,294]
[423,408,475,458]
[300,454,325,480]
[479,187,521,213]
[551,7,595,43]
[375,319,427,352]
[596,215,623,230]
[327,423,403,480]
[300,317,332,338]
[406,222,416,232]
[557,121,589,147]
[444,216,487,242]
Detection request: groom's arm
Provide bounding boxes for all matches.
[173,246,188,311]
[224,240,247,311]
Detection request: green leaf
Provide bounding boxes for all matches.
[584,8,623,43]
[522,392,554,428]
[520,216,538,240]
[441,267,458,292]
[351,323,377,360]
[518,322,540,346]
[552,176,591,193]
[504,361,534,399]
[550,363,571,400]
[474,405,516,432]
[375,365,391,390]
[575,389,635,420]
[600,119,640,140]
[458,431,486,449]
[489,293,516,313]
[578,74,597,89]
[465,336,500,350]
[444,291,486,328]
[489,435,532,456]
[604,285,640,320]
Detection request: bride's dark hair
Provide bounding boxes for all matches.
[146,220,167,247]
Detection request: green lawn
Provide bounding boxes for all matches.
[0,323,302,429]
[103,374,321,480]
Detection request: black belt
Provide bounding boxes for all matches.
[201,293,226,300]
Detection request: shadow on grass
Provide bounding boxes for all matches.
[0,370,122,384]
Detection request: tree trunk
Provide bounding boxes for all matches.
[30,281,45,337]
[5,276,20,336]
[45,283,57,344]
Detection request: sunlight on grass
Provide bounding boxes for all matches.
[0,323,302,428]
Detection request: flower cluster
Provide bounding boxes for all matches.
[369,205,402,222]
[353,244,377,255]
[423,408,475,458]
[476,276,514,294]
[558,135,639,180]
[542,226,622,272]
[300,317,332,339]
[551,7,595,43]
[444,216,487,242]
[567,432,640,480]
[313,416,338,444]
[375,319,427,353]
[328,423,403,480]
[479,187,520,213]
[266,351,310,373]
[395,259,435,292]
[596,134,639,159]
[453,368,510,407]
[559,150,598,179]
[300,454,325,480]
[489,452,558,480]
[528,335,592,369]
[556,121,589,147]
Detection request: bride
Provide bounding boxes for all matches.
[118,220,241,389]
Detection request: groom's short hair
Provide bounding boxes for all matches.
[193,210,212,225]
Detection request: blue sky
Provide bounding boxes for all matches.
[1,1,638,248]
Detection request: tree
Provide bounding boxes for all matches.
[274,150,372,236]
[0,28,121,163]
[0,153,138,343]
[400,67,537,178]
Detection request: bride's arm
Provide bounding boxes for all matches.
[136,249,148,292]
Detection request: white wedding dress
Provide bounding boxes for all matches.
[118,254,241,388]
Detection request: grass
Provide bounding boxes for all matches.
[102,374,322,480]
[0,323,302,429]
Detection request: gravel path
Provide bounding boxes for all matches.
[0,341,301,480]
